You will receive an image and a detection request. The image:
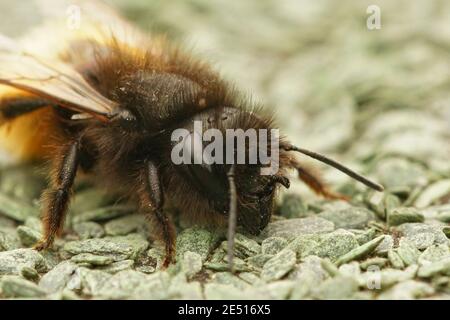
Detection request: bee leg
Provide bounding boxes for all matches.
[138,161,176,268]
[34,141,80,251]
[289,158,349,201]
[0,97,50,124]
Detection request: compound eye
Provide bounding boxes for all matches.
[118,110,136,122]
[110,109,138,130]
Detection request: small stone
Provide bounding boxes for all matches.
[278,193,308,218]
[72,205,133,223]
[71,253,113,266]
[375,158,427,193]
[419,244,450,265]
[261,217,334,239]
[316,259,338,278]
[378,280,434,299]
[318,207,375,229]
[104,214,145,236]
[360,257,388,270]
[212,272,250,290]
[238,272,263,286]
[0,216,16,230]
[417,257,450,278]
[181,251,203,280]
[261,249,296,282]
[98,260,134,274]
[353,228,377,245]
[421,204,450,222]
[407,232,435,250]
[72,222,105,240]
[20,265,40,281]
[16,225,41,247]
[204,283,249,300]
[0,229,21,251]
[97,270,149,299]
[1,275,46,298]
[375,235,394,256]
[397,239,420,267]
[388,250,405,269]
[176,227,220,262]
[169,281,203,300]
[0,249,47,275]
[234,234,261,258]
[262,237,288,255]
[132,272,171,300]
[79,268,112,296]
[335,236,385,266]
[289,229,359,262]
[338,262,361,278]
[367,192,401,220]
[204,258,250,273]
[290,265,325,300]
[70,188,115,215]
[312,276,359,300]
[0,166,44,203]
[39,261,80,293]
[147,248,165,270]
[0,193,39,222]
[246,254,274,269]
[209,245,227,264]
[397,223,449,245]
[260,280,295,299]
[387,207,424,226]
[24,217,42,232]
[64,239,133,261]
[63,234,148,262]
[376,265,418,288]
[443,227,450,238]
[415,179,450,208]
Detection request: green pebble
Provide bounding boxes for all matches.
[1,275,46,298]
[261,249,296,282]
[71,253,113,266]
[335,236,385,266]
[388,250,405,269]
[176,227,220,262]
[387,207,424,226]
[397,239,420,266]
[0,193,39,222]
[262,237,288,255]
[16,225,41,247]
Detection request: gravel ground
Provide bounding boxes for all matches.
[0,0,449,300]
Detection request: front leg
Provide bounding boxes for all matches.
[34,140,80,250]
[138,161,176,268]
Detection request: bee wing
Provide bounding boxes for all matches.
[0,35,119,121]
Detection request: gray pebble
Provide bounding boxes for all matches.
[261,217,334,239]
[387,207,424,226]
[261,249,296,282]
[0,249,46,275]
[72,222,105,240]
[261,237,288,255]
[1,275,46,298]
[319,207,375,229]
[16,225,41,247]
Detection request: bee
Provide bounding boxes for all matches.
[0,0,383,269]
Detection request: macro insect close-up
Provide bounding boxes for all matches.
[0,0,383,269]
[0,0,449,303]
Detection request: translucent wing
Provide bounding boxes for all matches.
[0,36,119,120]
[0,0,140,121]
